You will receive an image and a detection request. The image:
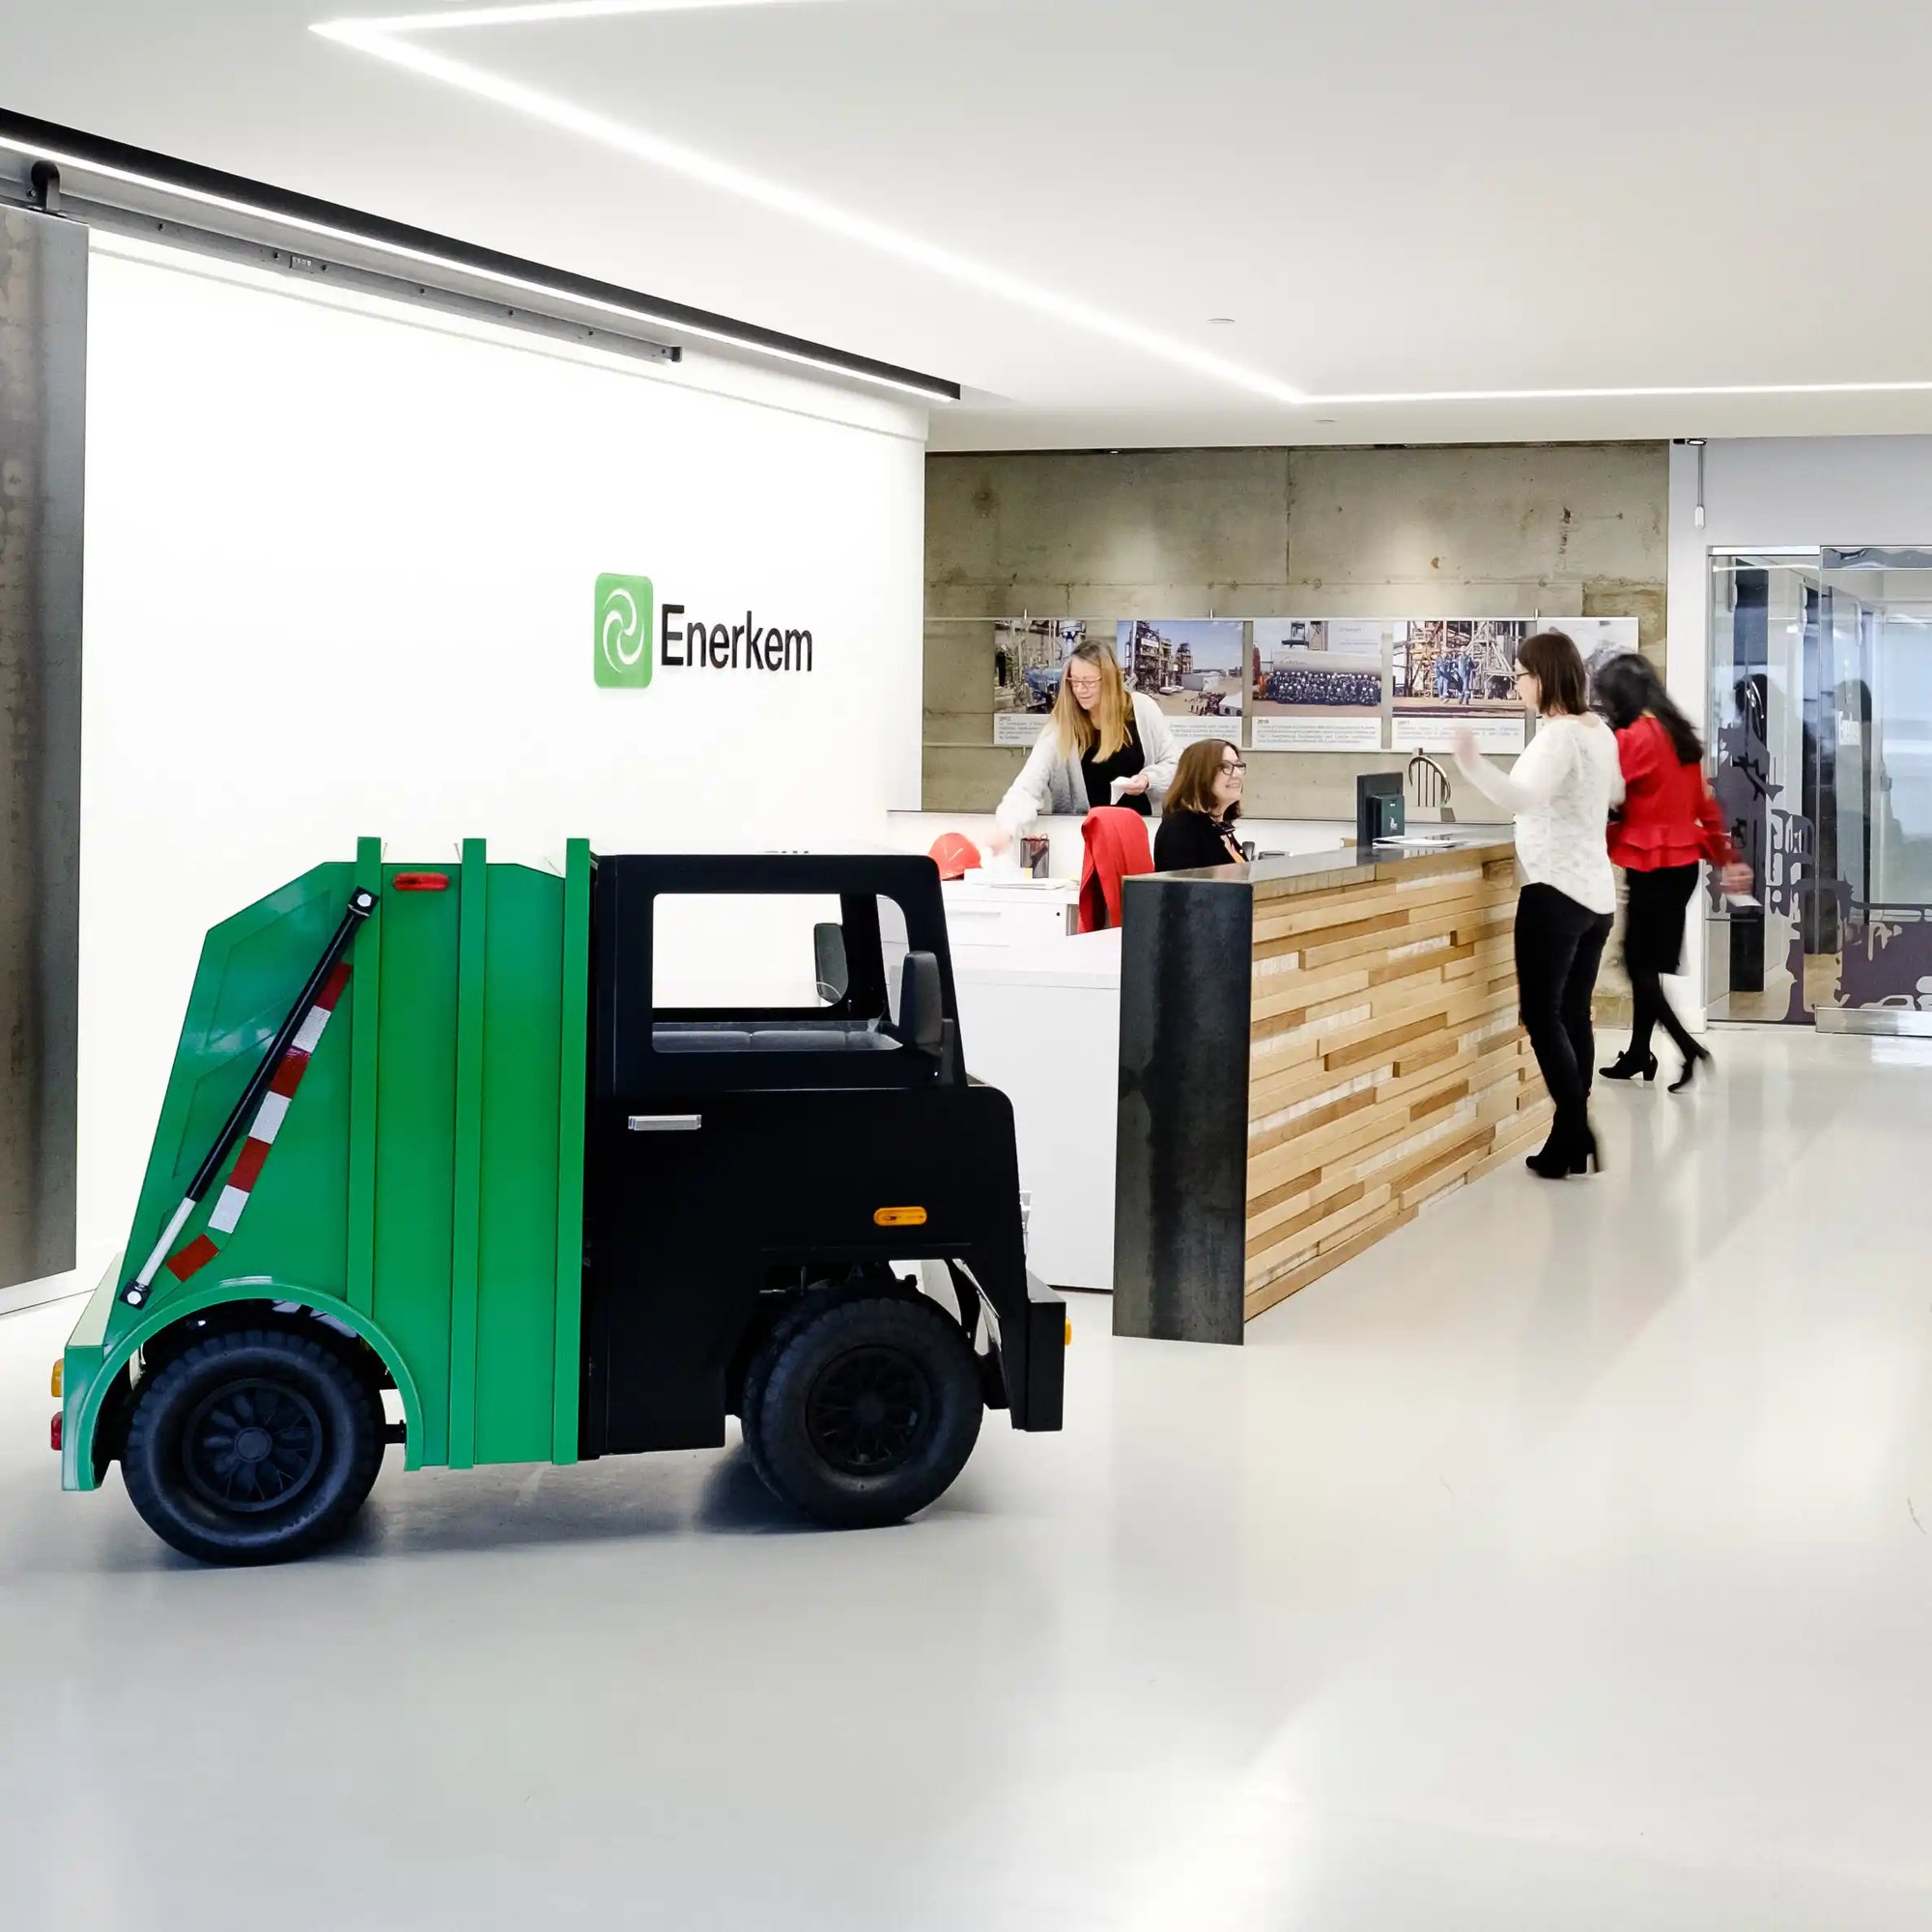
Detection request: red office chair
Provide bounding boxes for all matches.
[1078,808,1154,934]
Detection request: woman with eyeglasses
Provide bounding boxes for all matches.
[1451,630,1625,1180]
[1154,739,1248,870]
[991,640,1179,852]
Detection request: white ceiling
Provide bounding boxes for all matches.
[8,0,1932,448]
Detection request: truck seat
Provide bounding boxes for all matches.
[650,1025,901,1054]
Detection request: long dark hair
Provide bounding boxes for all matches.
[1518,631,1589,717]
[1593,653,1703,764]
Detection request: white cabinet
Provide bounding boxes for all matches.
[880,875,1113,1292]
[940,877,1079,958]
[950,935,1120,1293]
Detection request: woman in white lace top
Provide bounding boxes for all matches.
[1452,631,1625,1180]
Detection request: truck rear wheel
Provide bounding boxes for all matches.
[122,1328,384,1565]
[744,1295,981,1528]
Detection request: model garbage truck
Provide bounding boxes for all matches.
[54,840,1065,1564]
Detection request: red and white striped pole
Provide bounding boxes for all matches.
[121,888,377,1309]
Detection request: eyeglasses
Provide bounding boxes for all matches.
[1065,675,1101,695]
[1220,759,1247,776]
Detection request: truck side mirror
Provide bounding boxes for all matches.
[813,923,849,1007]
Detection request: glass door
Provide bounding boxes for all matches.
[1812,549,1932,1031]
[1708,547,1932,1031]
[1707,551,1820,1023]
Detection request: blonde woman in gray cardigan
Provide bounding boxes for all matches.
[990,640,1180,851]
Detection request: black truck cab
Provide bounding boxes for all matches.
[581,855,1065,1526]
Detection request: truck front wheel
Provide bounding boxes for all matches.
[744,1295,982,1528]
[122,1328,384,1565]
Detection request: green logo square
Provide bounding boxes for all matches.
[595,573,654,689]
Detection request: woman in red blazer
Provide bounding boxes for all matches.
[1594,655,1751,1091]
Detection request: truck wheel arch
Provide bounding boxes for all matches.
[77,1283,426,1478]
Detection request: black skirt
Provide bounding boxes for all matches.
[1622,864,1699,975]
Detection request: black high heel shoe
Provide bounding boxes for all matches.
[1669,1045,1713,1094]
[1525,1114,1603,1179]
[1524,1138,1572,1179]
[1601,1048,1658,1083]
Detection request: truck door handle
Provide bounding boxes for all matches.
[628,1114,702,1132]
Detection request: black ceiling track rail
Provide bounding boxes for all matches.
[0,106,960,403]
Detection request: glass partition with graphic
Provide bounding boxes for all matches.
[1709,548,1932,1029]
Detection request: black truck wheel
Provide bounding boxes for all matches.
[122,1328,384,1565]
[735,1278,884,1489]
[744,1294,981,1528]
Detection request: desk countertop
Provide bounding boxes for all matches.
[952,925,1121,990]
[1151,824,1517,902]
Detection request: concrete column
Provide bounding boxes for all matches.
[0,206,85,1288]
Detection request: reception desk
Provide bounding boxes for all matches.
[1113,835,1548,1344]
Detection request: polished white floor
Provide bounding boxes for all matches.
[4,1029,1930,1930]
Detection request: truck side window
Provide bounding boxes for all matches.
[650,894,843,1011]
[644,891,913,1056]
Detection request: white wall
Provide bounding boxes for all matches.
[78,236,927,1260]
[1666,435,1932,1017]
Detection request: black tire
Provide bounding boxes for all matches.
[737,1295,818,1493]
[122,1327,384,1566]
[747,1295,981,1529]
[737,1277,901,1490]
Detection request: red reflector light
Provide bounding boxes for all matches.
[50,1411,62,1453]
[393,872,450,893]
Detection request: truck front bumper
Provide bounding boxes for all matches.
[1012,1269,1065,1433]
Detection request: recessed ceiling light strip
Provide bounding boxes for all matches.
[0,107,960,401]
[318,11,1932,412]
[1317,381,1932,404]
[312,16,1311,407]
[349,0,842,29]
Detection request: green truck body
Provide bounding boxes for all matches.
[62,836,592,1491]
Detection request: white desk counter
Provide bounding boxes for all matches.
[952,929,1121,1293]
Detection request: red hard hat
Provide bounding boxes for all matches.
[928,833,981,882]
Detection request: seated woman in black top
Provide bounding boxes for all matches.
[1153,739,1246,870]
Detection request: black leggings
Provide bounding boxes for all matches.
[1629,973,1698,1065]
[1514,884,1614,1117]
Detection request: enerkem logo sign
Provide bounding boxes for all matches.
[594,572,813,689]
[594,574,654,689]
[661,605,814,675]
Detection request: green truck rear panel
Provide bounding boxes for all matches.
[370,862,462,1469]
[476,864,570,1463]
[63,840,592,1490]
